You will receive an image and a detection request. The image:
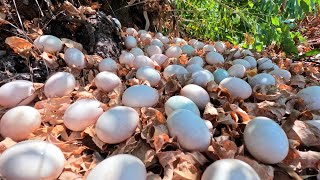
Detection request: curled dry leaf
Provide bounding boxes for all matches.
[290,75,306,88]
[61,38,84,51]
[253,85,282,101]
[5,36,33,57]
[0,137,16,154]
[206,140,238,160]
[58,171,82,180]
[40,52,59,69]
[203,103,218,121]
[283,147,320,170]
[242,101,286,121]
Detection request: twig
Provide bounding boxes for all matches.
[12,0,25,32]
[143,10,150,31]
[106,0,117,18]
[34,0,44,17]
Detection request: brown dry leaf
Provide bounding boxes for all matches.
[141,107,166,125]
[179,54,188,65]
[61,1,83,18]
[253,85,282,101]
[228,104,251,123]
[111,134,141,155]
[85,54,103,66]
[164,77,182,95]
[290,75,306,88]
[216,112,237,128]
[147,172,162,180]
[235,156,274,180]
[58,171,82,180]
[40,52,59,69]
[246,68,258,77]
[287,120,320,148]
[0,137,16,153]
[243,101,286,121]
[283,145,320,170]
[141,122,170,152]
[5,36,33,58]
[208,140,238,159]
[203,103,218,121]
[290,62,304,75]
[61,38,83,51]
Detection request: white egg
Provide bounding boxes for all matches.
[172,37,187,46]
[181,45,195,56]
[233,59,251,70]
[165,46,182,58]
[186,64,203,73]
[201,159,260,180]
[248,73,275,87]
[150,38,164,49]
[167,109,211,151]
[95,106,139,144]
[297,86,320,111]
[0,106,41,141]
[206,52,224,65]
[64,48,86,69]
[188,39,198,46]
[241,49,253,56]
[124,36,137,49]
[126,28,138,37]
[140,33,152,44]
[0,80,36,108]
[130,47,144,57]
[122,85,159,107]
[150,54,168,66]
[232,48,242,59]
[133,55,155,69]
[146,45,162,57]
[187,56,204,67]
[44,72,76,98]
[98,58,118,73]
[119,51,135,66]
[244,116,289,164]
[0,140,65,180]
[94,71,121,92]
[257,57,272,65]
[213,69,229,84]
[159,36,170,44]
[34,35,62,53]
[163,65,188,80]
[86,154,146,180]
[112,18,121,29]
[214,41,226,53]
[165,95,200,116]
[64,99,103,131]
[269,69,291,82]
[180,84,210,110]
[138,30,148,36]
[258,62,277,71]
[204,120,213,130]
[155,32,164,39]
[193,41,205,49]
[203,45,216,52]
[228,64,246,78]
[219,77,252,99]
[244,56,257,68]
[191,70,214,87]
[136,66,161,87]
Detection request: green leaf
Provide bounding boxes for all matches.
[248,1,254,8]
[299,49,320,58]
[271,16,280,26]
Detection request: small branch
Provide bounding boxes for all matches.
[143,10,150,31]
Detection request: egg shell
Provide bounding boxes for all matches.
[181,45,195,56]
[180,84,210,110]
[130,47,144,57]
[257,57,272,65]
[95,106,139,144]
[206,52,224,65]
[187,56,204,67]
[297,86,320,110]
[186,64,203,73]
[165,95,200,116]
[136,66,161,86]
[44,72,76,98]
[0,106,41,141]
[244,116,289,164]
[203,45,216,52]
[99,58,118,73]
[33,35,62,53]
[201,159,260,180]
[191,70,214,87]
[0,140,65,180]
[150,39,164,49]
[228,64,246,78]
[150,54,168,66]
[213,69,229,84]
[214,41,226,53]
[248,73,275,87]
[0,80,36,108]
[119,51,135,66]
[122,85,159,107]
[167,109,211,151]
[126,28,138,37]
[193,41,205,49]
[233,59,251,70]
[159,36,170,44]
[124,36,137,49]
[269,69,291,82]
[219,77,252,99]
[165,46,182,58]
[86,154,146,180]
[146,45,162,57]
[244,56,257,68]
[163,65,188,80]
[133,55,155,69]
[64,99,103,131]
[94,71,121,92]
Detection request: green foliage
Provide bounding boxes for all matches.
[172,0,320,54]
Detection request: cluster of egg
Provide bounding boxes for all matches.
[0,25,319,180]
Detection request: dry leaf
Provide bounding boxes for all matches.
[5,36,33,57]
[235,156,274,180]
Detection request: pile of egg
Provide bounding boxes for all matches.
[0,25,318,180]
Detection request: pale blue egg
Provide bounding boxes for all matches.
[213,69,229,84]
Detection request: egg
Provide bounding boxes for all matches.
[172,38,187,46]
[146,45,162,57]
[0,80,36,108]
[44,72,76,98]
[98,58,118,73]
[150,54,168,66]
[181,45,195,56]
[64,48,86,69]
[203,44,216,52]
[228,64,246,78]
[214,41,226,53]
[136,66,161,86]
[138,30,148,36]
[244,116,289,164]
[124,36,137,49]
[63,99,103,131]
[232,48,242,59]
[242,49,253,56]
[244,56,257,68]
[191,70,214,87]
[155,32,164,39]
[86,154,146,180]
[0,106,41,141]
[122,85,159,107]
[180,84,210,110]
[248,73,275,87]
[0,140,65,180]
[165,95,200,116]
[201,159,260,180]
[257,57,272,65]
[33,35,62,53]
[186,64,203,73]
[163,65,188,80]
[213,69,229,84]
[187,56,204,67]
[258,62,277,71]
[150,38,164,49]
[204,120,213,130]
[140,33,152,44]
[206,52,224,65]
[95,106,139,144]
[165,46,182,58]
[130,47,144,57]
[188,39,198,46]
[297,86,320,110]
[219,77,252,99]
[269,69,291,82]
[159,36,170,44]
[193,41,205,49]
[126,28,138,37]
[94,71,121,92]
[112,18,121,29]
[119,51,135,66]
[233,59,251,70]
[133,55,155,69]
[167,109,211,151]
